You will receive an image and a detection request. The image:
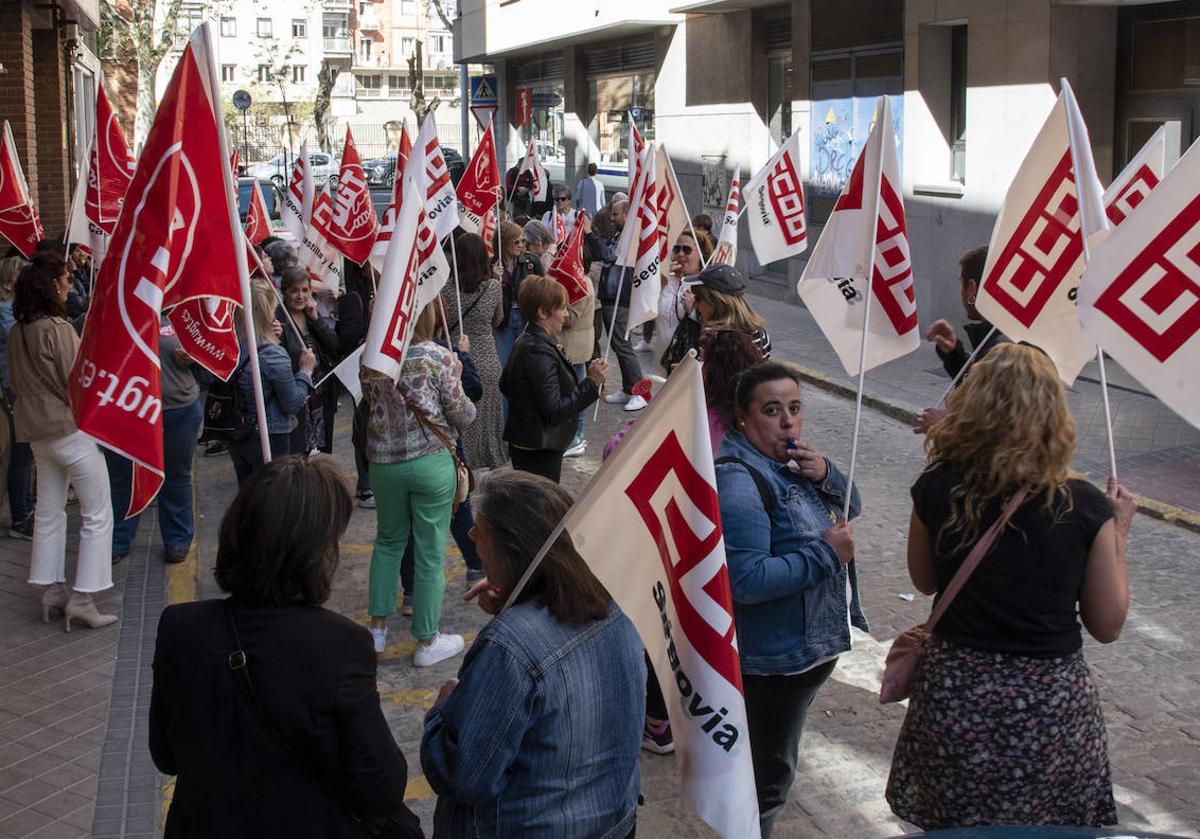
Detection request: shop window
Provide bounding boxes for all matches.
[586,73,656,169]
[1130,17,1200,89]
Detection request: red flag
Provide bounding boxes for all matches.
[369,123,413,272]
[88,84,136,235]
[0,121,44,257]
[327,127,378,265]
[456,121,501,235]
[243,179,273,245]
[167,297,240,380]
[547,211,588,304]
[481,205,498,259]
[70,26,244,517]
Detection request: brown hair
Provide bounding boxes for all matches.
[412,298,440,344]
[694,283,764,333]
[677,229,714,264]
[473,469,611,623]
[13,251,67,323]
[517,274,567,323]
[925,343,1076,553]
[701,328,764,429]
[500,220,524,260]
[0,255,28,301]
[959,246,988,285]
[454,233,491,294]
[215,456,353,606]
[279,265,310,293]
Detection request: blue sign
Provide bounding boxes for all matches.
[629,106,646,125]
[470,75,498,107]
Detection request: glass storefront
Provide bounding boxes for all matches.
[587,72,656,172]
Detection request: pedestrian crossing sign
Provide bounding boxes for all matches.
[470,75,497,106]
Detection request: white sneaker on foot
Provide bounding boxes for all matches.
[632,340,650,352]
[414,632,465,667]
[623,395,648,412]
[604,392,630,404]
[564,439,587,458]
[370,626,388,654]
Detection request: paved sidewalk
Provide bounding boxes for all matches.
[747,292,1200,525]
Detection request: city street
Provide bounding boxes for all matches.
[2,319,1198,838]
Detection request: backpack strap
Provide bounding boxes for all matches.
[714,456,774,514]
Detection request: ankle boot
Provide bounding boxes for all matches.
[64,592,118,632]
[40,583,68,623]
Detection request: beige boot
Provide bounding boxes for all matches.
[64,592,118,632]
[40,582,68,623]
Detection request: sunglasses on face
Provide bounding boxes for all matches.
[672,245,693,256]
[555,196,570,202]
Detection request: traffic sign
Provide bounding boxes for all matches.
[470,75,497,106]
[232,89,252,111]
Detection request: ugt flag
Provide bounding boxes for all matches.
[540,354,761,839]
[713,165,741,266]
[0,121,44,257]
[70,23,245,517]
[362,176,450,380]
[327,126,378,265]
[975,83,1102,383]
[369,122,412,272]
[744,126,807,265]
[456,120,501,236]
[67,79,136,258]
[167,296,240,381]
[547,210,588,304]
[1078,135,1200,430]
[243,178,273,245]
[798,96,919,375]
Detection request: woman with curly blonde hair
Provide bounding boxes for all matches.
[886,343,1134,829]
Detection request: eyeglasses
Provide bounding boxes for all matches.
[555,196,570,202]
[672,245,693,256]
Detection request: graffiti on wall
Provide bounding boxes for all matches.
[808,95,903,197]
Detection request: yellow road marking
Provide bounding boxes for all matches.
[405,773,434,801]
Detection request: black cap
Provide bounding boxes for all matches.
[682,262,746,296]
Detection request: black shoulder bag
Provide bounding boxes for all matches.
[221,601,423,839]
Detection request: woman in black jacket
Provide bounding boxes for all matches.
[499,275,608,482]
[277,266,341,454]
[150,457,421,838]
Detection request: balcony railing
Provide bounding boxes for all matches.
[355,87,383,98]
[323,37,352,54]
[358,10,381,30]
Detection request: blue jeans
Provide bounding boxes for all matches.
[108,399,205,554]
[494,307,525,418]
[354,443,371,495]
[229,432,291,485]
[3,390,34,523]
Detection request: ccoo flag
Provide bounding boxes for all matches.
[369,122,413,273]
[0,121,45,258]
[279,145,314,242]
[743,126,807,265]
[405,114,460,241]
[798,96,919,375]
[529,354,761,839]
[298,184,344,293]
[713,165,741,266]
[1104,125,1167,227]
[327,126,379,265]
[69,23,246,517]
[1078,136,1200,429]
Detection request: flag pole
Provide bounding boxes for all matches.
[593,268,627,421]
[201,22,272,465]
[1061,78,1118,479]
[935,324,998,406]
[447,231,465,337]
[841,97,888,521]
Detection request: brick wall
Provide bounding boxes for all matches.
[32,27,69,236]
[0,0,37,208]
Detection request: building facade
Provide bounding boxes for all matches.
[0,0,101,239]
[458,0,1198,326]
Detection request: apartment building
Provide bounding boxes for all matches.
[458,0,1199,324]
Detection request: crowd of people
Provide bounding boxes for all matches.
[1,166,1137,837]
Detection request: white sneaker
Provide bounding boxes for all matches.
[632,340,650,352]
[564,439,587,458]
[623,395,648,412]
[413,632,465,667]
[370,626,388,654]
[604,391,630,404]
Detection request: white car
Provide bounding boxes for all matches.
[245,151,341,190]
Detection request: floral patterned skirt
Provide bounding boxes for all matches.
[886,637,1117,829]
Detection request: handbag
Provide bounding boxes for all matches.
[221,601,424,839]
[659,314,701,372]
[879,488,1027,705]
[403,395,473,513]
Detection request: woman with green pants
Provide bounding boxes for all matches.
[361,301,476,666]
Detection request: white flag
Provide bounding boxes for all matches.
[798,97,918,376]
[743,127,807,264]
[975,85,1101,383]
[557,354,761,839]
[517,139,549,202]
[1078,137,1200,430]
[280,144,314,242]
[332,344,365,404]
[404,114,460,241]
[618,144,663,336]
[297,183,344,293]
[627,145,691,334]
[362,177,451,380]
[368,123,412,273]
[713,165,741,266]
[1103,125,1168,227]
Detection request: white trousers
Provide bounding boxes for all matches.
[28,431,114,593]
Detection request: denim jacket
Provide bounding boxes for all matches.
[237,343,312,434]
[421,601,645,839]
[714,431,868,676]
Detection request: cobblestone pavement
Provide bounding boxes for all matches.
[1,303,1198,837]
[746,291,1200,523]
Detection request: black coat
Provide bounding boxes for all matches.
[150,599,420,838]
[499,323,599,452]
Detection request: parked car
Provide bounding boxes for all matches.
[237,177,293,241]
[360,147,465,188]
[244,152,340,191]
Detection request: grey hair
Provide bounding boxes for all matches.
[523,219,554,248]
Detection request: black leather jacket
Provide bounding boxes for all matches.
[499,323,599,452]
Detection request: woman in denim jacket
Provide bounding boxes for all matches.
[422,470,645,839]
[714,362,865,839]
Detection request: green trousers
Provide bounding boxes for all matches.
[368,449,456,639]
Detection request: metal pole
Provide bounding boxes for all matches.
[459,62,470,160]
[241,110,249,169]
